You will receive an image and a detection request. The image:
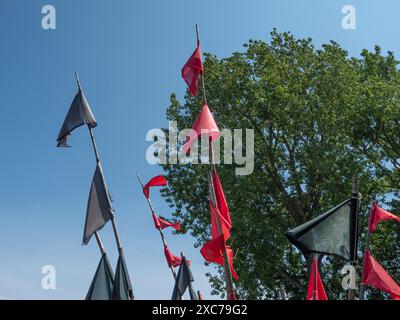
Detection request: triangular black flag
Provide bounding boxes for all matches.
[86,253,114,300]
[286,199,354,260]
[82,164,113,245]
[171,254,197,300]
[113,251,134,300]
[56,88,97,147]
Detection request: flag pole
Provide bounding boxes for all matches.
[209,138,236,300]
[136,174,178,281]
[195,26,236,300]
[313,254,317,300]
[359,197,375,300]
[75,73,125,255]
[196,24,207,106]
[74,72,107,256]
[348,177,360,300]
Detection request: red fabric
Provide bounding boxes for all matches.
[182,44,203,96]
[182,104,220,154]
[210,171,232,240]
[164,245,189,268]
[362,250,400,300]
[197,291,203,300]
[228,292,237,300]
[369,203,400,233]
[152,212,181,232]
[306,257,328,300]
[143,175,167,198]
[200,235,239,281]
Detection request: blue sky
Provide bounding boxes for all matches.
[0,0,399,299]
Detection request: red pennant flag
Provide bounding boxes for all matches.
[369,203,400,233]
[152,212,181,232]
[182,44,203,96]
[200,235,239,281]
[210,171,232,240]
[306,257,328,300]
[182,104,220,154]
[143,175,167,198]
[362,250,400,300]
[164,245,190,268]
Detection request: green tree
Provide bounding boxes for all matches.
[160,30,399,299]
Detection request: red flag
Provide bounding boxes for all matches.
[152,212,181,232]
[210,171,232,240]
[369,203,400,233]
[362,250,400,300]
[200,235,239,281]
[164,245,189,268]
[306,257,328,300]
[182,44,203,96]
[143,175,167,198]
[182,104,220,154]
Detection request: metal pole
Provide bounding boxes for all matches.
[209,137,235,300]
[348,177,359,300]
[313,254,317,300]
[94,231,106,255]
[196,24,207,106]
[136,174,178,281]
[359,198,375,300]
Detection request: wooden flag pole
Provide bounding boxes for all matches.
[348,177,360,300]
[313,254,317,300]
[75,73,125,254]
[359,197,375,300]
[209,138,236,300]
[136,174,178,281]
[194,26,236,300]
[196,24,207,106]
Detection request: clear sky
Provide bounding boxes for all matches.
[0,0,398,299]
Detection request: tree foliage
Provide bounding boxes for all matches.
[160,30,400,299]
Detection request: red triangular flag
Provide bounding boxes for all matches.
[164,245,189,268]
[210,171,232,240]
[369,203,400,233]
[200,235,239,281]
[182,44,203,96]
[152,212,181,232]
[182,104,220,154]
[362,250,400,300]
[306,257,328,300]
[143,175,167,198]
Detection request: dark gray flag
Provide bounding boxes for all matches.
[171,255,197,300]
[286,199,354,260]
[113,251,134,300]
[86,253,114,300]
[56,89,97,147]
[82,164,113,245]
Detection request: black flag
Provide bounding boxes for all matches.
[86,253,114,300]
[113,251,134,300]
[171,254,198,300]
[82,164,113,245]
[56,88,97,147]
[286,199,355,260]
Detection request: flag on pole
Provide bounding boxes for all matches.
[82,164,113,245]
[182,42,203,96]
[182,104,220,154]
[152,212,181,232]
[361,250,400,300]
[164,244,189,268]
[306,257,328,300]
[286,199,354,260]
[171,254,197,300]
[369,203,400,233]
[200,234,239,281]
[143,175,167,198]
[86,253,114,300]
[56,88,97,147]
[113,251,134,300]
